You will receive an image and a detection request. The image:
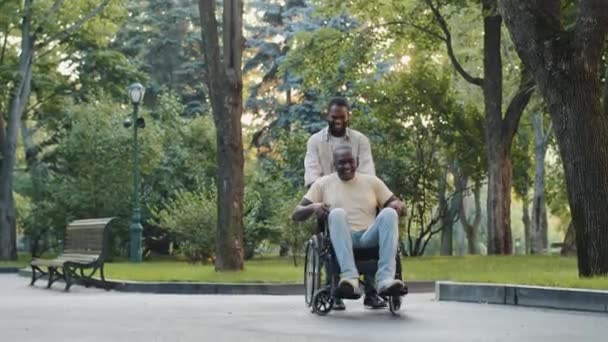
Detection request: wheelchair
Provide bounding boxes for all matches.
[304,221,408,316]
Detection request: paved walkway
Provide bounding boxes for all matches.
[0,274,605,341]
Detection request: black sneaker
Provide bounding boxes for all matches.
[336,278,363,299]
[364,293,387,309]
[333,297,346,311]
[377,279,404,296]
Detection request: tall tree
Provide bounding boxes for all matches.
[198,0,245,270]
[499,0,608,276]
[423,0,534,254]
[0,0,113,260]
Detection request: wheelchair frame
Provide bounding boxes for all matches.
[304,223,408,316]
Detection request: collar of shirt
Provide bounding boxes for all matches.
[323,127,351,142]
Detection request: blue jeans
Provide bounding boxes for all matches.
[328,208,399,286]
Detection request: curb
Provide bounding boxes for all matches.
[0,267,19,273]
[17,268,435,295]
[436,281,608,313]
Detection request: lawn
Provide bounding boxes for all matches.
[0,254,30,268]
[102,255,608,290]
[4,254,607,290]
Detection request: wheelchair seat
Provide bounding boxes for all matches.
[353,247,380,275]
[353,247,379,260]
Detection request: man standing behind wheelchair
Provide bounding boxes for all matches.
[293,143,407,303]
[303,97,385,310]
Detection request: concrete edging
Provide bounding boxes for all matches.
[17,268,435,295]
[0,267,20,274]
[436,281,608,313]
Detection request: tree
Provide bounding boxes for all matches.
[423,0,534,254]
[311,0,532,255]
[198,0,245,271]
[530,111,552,254]
[0,0,117,260]
[499,0,608,276]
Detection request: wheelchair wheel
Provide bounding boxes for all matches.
[311,288,334,315]
[388,295,402,316]
[304,236,321,307]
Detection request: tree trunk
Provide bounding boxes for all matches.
[483,1,514,255]
[500,0,608,276]
[485,143,513,254]
[530,112,550,254]
[522,195,531,254]
[0,0,34,260]
[439,168,452,256]
[458,175,482,255]
[199,0,245,271]
[561,221,576,257]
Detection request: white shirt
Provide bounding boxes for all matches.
[304,127,376,186]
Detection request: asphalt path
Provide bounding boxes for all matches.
[0,274,606,342]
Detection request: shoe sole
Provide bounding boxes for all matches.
[365,304,388,309]
[336,282,362,300]
[378,282,404,296]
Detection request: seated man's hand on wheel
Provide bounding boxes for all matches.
[387,200,406,217]
[312,203,330,220]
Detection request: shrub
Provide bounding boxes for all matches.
[152,184,217,263]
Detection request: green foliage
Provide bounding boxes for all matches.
[243,172,282,260]
[112,0,207,112]
[21,97,161,255]
[152,184,217,263]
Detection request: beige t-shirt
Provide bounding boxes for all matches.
[304,173,394,231]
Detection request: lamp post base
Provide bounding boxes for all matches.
[129,221,143,263]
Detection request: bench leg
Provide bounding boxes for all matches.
[100,264,109,291]
[46,267,55,289]
[30,266,37,286]
[64,265,73,292]
[30,265,47,286]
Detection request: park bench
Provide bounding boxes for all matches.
[30,217,115,291]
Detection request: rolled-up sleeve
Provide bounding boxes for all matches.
[304,136,322,186]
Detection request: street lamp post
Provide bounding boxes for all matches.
[127,83,145,262]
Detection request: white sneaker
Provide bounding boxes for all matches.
[377,279,404,295]
[337,278,363,299]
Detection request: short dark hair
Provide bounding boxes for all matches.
[327,97,350,113]
[332,144,353,159]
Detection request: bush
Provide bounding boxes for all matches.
[152,184,217,263]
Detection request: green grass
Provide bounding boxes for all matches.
[6,253,607,290]
[0,254,30,268]
[103,255,608,290]
[105,256,302,283]
[405,255,608,290]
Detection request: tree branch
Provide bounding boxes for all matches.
[542,121,553,150]
[502,67,535,142]
[222,0,243,78]
[0,24,11,66]
[600,61,608,114]
[36,0,66,30]
[36,0,111,49]
[361,20,446,42]
[424,0,483,86]
[198,0,224,86]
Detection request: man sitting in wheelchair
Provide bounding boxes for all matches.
[292,144,406,299]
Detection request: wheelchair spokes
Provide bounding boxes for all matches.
[311,288,334,315]
[304,236,321,307]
